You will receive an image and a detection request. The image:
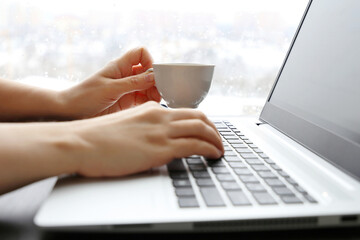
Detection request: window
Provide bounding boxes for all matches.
[0,0,308,115]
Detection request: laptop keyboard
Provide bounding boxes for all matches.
[167,121,318,208]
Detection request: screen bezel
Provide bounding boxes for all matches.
[259,0,360,182]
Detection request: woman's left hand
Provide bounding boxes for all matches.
[59,47,161,119]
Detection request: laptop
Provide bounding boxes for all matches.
[34,0,360,232]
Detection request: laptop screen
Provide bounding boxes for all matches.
[260,0,360,180]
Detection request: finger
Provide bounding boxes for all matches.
[132,65,146,75]
[113,72,155,95]
[169,109,222,148]
[116,47,153,77]
[146,86,161,102]
[168,119,223,152]
[134,92,149,106]
[170,109,209,122]
[136,86,161,103]
[171,138,223,159]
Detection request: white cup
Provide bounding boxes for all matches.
[152,63,215,108]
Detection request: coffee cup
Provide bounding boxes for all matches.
[152,63,215,108]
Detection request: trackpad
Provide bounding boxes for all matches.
[36,169,167,226]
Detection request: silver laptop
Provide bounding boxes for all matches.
[35,0,360,232]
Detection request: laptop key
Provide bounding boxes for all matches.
[219,130,232,133]
[258,171,278,179]
[245,158,263,165]
[173,180,191,188]
[175,188,195,197]
[278,170,290,178]
[253,192,277,205]
[251,165,269,171]
[207,160,225,167]
[271,164,282,171]
[228,162,247,168]
[304,194,318,203]
[254,148,263,153]
[227,190,251,206]
[228,139,243,144]
[281,195,303,204]
[286,177,299,186]
[186,158,204,165]
[264,178,286,187]
[234,148,250,153]
[248,144,258,149]
[239,175,259,183]
[224,150,237,156]
[212,167,229,174]
[196,178,215,187]
[224,156,242,162]
[216,174,235,182]
[265,158,276,164]
[240,153,258,159]
[273,187,295,196]
[188,165,206,171]
[178,197,199,208]
[239,136,249,140]
[224,136,239,140]
[221,133,236,136]
[169,172,189,179]
[295,185,307,194]
[235,133,245,137]
[233,168,252,175]
[235,148,253,153]
[167,158,186,171]
[231,143,247,148]
[192,170,211,179]
[200,187,225,207]
[221,181,241,190]
[245,183,267,192]
[224,146,232,151]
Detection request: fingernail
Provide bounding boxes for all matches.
[217,149,223,158]
[146,68,154,73]
[145,72,154,82]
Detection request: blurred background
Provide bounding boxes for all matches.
[0,0,308,115]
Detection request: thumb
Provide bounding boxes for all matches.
[113,72,155,94]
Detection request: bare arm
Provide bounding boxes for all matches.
[0,102,223,195]
[0,78,68,121]
[0,47,160,121]
[0,121,79,194]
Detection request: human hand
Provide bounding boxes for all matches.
[69,101,224,177]
[60,47,161,119]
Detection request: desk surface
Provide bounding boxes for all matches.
[0,178,360,240]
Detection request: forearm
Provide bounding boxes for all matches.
[0,122,81,194]
[0,78,69,121]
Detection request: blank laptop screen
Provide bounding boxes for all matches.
[261,0,360,180]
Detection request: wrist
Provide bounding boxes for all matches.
[56,78,96,120]
[0,122,84,193]
[48,121,88,175]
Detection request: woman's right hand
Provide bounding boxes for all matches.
[69,101,224,177]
